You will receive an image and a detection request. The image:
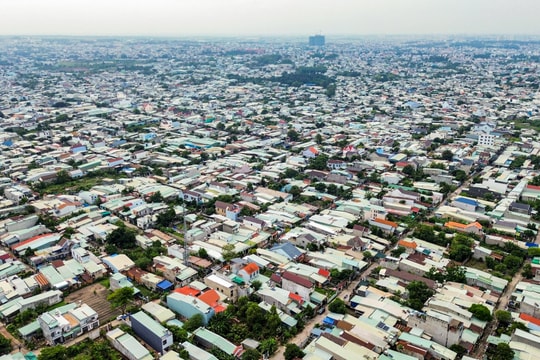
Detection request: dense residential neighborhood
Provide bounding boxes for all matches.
[0,36,539,360]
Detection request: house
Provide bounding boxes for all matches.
[107,328,154,360]
[215,201,241,221]
[444,221,483,235]
[167,292,215,325]
[181,341,219,360]
[192,328,243,358]
[183,190,203,203]
[109,273,140,296]
[452,197,478,212]
[204,274,241,302]
[243,216,266,230]
[368,218,398,235]
[106,157,124,168]
[303,146,319,158]
[280,271,314,302]
[130,311,173,355]
[38,303,99,345]
[238,263,260,284]
[102,254,135,273]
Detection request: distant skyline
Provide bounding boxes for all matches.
[2,0,540,37]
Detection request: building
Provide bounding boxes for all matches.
[38,303,99,345]
[309,35,325,46]
[166,292,215,325]
[280,271,314,302]
[107,328,154,360]
[204,273,240,302]
[237,263,260,284]
[130,311,173,355]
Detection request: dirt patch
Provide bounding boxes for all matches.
[65,283,121,322]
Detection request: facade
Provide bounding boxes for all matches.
[130,311,173,355]
[204,273,240,302]
[107,328,154,360]
[38,303,99,345]
[309,35,325,46]
[238,263,260,284]
[280,271,314,302]
[407,311,463,347]
[166,292,215,325]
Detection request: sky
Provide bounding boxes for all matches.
[2,0,539,37]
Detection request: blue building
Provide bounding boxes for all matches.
[166,292,215,325]
[130,311,173,354]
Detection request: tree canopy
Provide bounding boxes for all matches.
[406,281,434,311]
[106,226,137,249]
[328,298,347,314]
[469,304,492,322]
[107,287,134,314]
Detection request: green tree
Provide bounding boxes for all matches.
[287,129,300,142]
[259,338,278,357]
[284,343,305,360]
[469,304,492,321]
[38,345,68,360]
[149,191,163,203]
[441,150,454,161]
[308,154,329,171]
[487,343,514,360]
[242,349,262,360]
[315,133,323,144]
[251,280,262,291]
[402,165,415,177]
[198,248,209,259]
[495,310,512,325]
[164,324,188,343]
[406,281,434,311]
[522,263,534,279]
[107,287,134,315]
[156,207,176,228]
[449,344,467,357]
[184,313,205,332]
[106,226,137,249]
[289,185,302,197]
[222,244,237,262]
[0,334,10,355]
[328,298,347,314]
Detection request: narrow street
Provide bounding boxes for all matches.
[0,323,26,354]
[470,269,523,358]
[270,262,379,359]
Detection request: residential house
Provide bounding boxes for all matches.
[167,292,215,325]
[280,271,314,302]
[130,311,173,355]
[237,263,260,284]
[38,303,99,345]
[107,328,154,360]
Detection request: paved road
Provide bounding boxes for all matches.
[470,268,523,358]
[0,323,26,354]
[269,262,379,359]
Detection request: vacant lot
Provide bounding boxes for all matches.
[65,283,121,322]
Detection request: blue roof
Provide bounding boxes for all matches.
[270,242,303,260]
[455,197,478,206]
[157,280,173,290]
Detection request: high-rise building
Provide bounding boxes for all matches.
[309,35,325,46]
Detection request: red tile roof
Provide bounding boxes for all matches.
[372,218,398,228]
[281,271,313,288]
[198,289,220,308]
[174,286,200,297]
[318,268,330,278]
[242,263,260,275]
[520,313,540,326]
[288,292,304,304]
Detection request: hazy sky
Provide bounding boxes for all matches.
[2,0,539,37]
